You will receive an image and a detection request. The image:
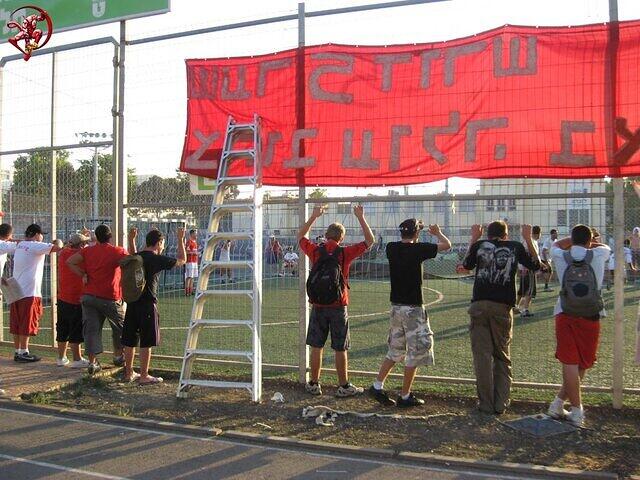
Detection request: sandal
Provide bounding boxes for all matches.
[124,372,140,383]
[138,376,163,385]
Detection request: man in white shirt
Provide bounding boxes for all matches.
[547,224,610,427]
[0,221,17,276]
[10,224,63,363]
[282,246,299,276]
[540,228,558,291]
[606,238,635,289]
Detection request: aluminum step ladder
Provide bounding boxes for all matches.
[177,114,263,402]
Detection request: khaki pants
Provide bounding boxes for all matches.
[468,300,513,413]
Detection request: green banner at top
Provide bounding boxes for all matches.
[0,0,170,40]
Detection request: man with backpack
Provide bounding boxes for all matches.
[460,221,540,414]
[547,224,610,427]
[121,227,186,384]
[369,219,451,407]
[298,204,374,397]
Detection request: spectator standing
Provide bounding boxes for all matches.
[67,224,127,374]
[56,232,91,367]
[298,204,374,397]
[540,229,558,292]
[516,225,541,318]
[122,228,186,384]
[547,225,610,427]
[461,221,540,414]
[0,220,16,394]
[630,227,640,271]
[10,224,63,362]
[219,240,234,283]
[184,229,198,296]
[281,246,299,277]
[369,220,451,407]
[606,238,635,289]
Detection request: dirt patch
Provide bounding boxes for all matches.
[32,371,640,478]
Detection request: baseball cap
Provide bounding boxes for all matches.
[25,224,47,237]
[69,233,90,246]
[399,218,422,234]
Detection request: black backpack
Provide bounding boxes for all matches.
[560,250,603,318]
[306,245,345,304]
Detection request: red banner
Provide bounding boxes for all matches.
[180,21,640,186]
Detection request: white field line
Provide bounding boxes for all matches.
[0,453,130,480]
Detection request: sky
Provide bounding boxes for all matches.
[0,0,639,197]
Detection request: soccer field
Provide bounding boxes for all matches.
[10,274,640,389]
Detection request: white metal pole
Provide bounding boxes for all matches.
[297,2,309,385]
[114,21,127,247]
[0,63,4,342]
[612,179,624,408]
[93,146,99,219]
[50,52,58,347]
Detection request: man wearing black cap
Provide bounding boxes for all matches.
[369,219,451,407]
[67,224,128,374]
[10,224,63,362]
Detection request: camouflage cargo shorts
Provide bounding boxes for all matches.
[386,304,434,367]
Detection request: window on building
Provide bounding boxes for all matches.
[496,199,506,211]
[458,200,475,213]
[508,199,516,211]
[486,199,494,211]
[557,209,567,226]
[569,209,589,226]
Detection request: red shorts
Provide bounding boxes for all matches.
[9,297,43,336]
[555,313,601,370]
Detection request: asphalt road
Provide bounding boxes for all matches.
[0,406,531,480]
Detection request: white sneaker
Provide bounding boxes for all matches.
[305,382,322,396]
[336,383,364,397]
[56,357,70,367]
[70,358,90,369]
[567,407,585,427]
[547,399,570,419]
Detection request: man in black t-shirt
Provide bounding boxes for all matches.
[460,221,540,414]
[122,227,186,384]
[369,219,451,408]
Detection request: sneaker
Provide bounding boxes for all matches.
[543,287,554,292]
[567,407,585,427]
[547,399,570,419]
[56,357,70,367]
[112,355,125,367]
[520,310,534,318]
[305,381,322,396]
[512,307,521,314]
[336,383,364,397]
[14,352,41,363]
[70,358,90,369]
[396,392,425,408]
[368,385,396,406]
[87,362,102,375]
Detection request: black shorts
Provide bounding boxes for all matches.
[518,271,537,298]
[121,300,160,348]
[56,300,84,343]
[306,306,350,351]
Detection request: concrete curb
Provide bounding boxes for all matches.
[0,399,618,480]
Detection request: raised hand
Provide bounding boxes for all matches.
[176,227,185,239]
[428,224,441,236]
[312,205,327,218]
[521,224,532,240]
[353,204,365,218]
[471,224,483,239]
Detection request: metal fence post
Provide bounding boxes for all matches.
[50,52,58,346]
[114,21,127,247]
[0,63,4,343]
[612,177,624,408]
[297,2,309,384]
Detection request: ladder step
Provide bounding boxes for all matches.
[190,319,253,327]
[206,232,253,241]
[222,149,255,159]
[202,260,253,270]
[211,204,254,213]
[228,123,256,131]
[218,176,256,186]
[198,289,253,296]
[180,379,253,390]
[187,349,252,358]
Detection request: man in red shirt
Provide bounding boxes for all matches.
[184,229,198,296]
[56,231,91,368]
[67,224,128,374]
[297,204,374,397]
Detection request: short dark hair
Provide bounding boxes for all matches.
[189,229,196,235]
[95,224,112,243]
[0,223,12,239]
[487,221,508,239]
[532,225,541,235]
[571,224,592,246]
[624,238,631,246]
[146,229,164,247]
[550,229,558,235]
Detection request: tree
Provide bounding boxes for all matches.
[309,188,328,199]
[13,150,74,197]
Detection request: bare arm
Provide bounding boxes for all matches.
[353,204,375,248]
[174,228,186,267]
[67,251,87,284]
[296,205,326,242]
[428,224,451,252]
[128,227,138,254]
[553,237,572,250]
[50,239,64,253]
[457,224,483,273]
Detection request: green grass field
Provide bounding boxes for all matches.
[5,273,640,389]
